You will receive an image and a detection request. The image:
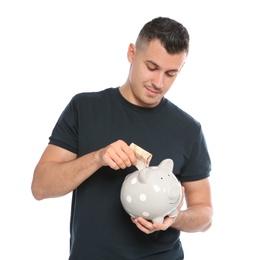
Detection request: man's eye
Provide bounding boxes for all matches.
[166,72,177,77]
[147,66,157,71]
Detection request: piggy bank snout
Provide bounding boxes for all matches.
[167,183,181,200]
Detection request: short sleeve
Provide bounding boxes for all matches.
[49,95,79,154]
[179,126,211,182]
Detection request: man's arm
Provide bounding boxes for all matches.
[31,140,137,200]
[171,178,213,232]
[131,178,213,233]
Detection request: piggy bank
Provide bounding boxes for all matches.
[120,159,182,224]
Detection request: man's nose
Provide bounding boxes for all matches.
[151,72,164,89]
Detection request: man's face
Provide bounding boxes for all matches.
[127,39,187,108]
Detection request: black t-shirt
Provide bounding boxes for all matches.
[49,87,211,259]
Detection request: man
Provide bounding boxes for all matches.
[31,17,213,259]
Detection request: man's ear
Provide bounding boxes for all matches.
[127,43,136,63]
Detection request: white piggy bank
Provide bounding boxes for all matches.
[120,159,182,224]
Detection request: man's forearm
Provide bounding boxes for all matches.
[172,205,213,232]
[31,151,101,200]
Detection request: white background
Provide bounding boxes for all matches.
[1,0,263,259]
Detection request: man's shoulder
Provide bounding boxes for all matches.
[69,88,118,108]
[74,87,116,100]
[166,99,200,128]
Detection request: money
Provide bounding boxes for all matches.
[130,143,152,170]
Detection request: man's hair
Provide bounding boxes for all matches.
[136,17,190,55]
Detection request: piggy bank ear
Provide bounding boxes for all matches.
[138,168,149,184]
[159,159,174,172]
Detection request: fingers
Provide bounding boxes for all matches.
[177,186,185,210]
[131,217,165,234]
[131,216,176,234]
[101,140,137,170]
[131,217,156,234]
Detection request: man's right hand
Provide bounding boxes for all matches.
[97,140,137,170]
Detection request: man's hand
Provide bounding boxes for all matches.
[131,216,178,234]
[130,186,185,234]
[97,140,137,170]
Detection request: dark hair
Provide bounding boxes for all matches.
[136,17,190,54]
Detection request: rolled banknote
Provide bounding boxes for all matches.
[130,143,152,170]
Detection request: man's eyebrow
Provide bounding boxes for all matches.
[145,60,159,67]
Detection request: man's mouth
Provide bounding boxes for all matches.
[145,86,160,95]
